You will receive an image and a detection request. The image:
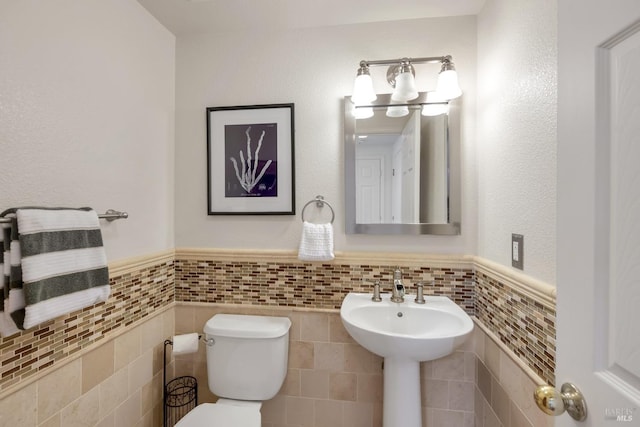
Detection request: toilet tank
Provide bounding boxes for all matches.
[204,314,291,401]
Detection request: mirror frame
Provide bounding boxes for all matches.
[344,93,461,235]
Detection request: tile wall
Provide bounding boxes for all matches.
[0,308,174,427]
[173,250,557,427]
[174,255,475,313]
[0,255,174,395]
[0,249,557,427]
[0,253,175,426]
[474,323,553,427]
[173,303,476,427]
[174,250,556,385]
[475,269,556,385]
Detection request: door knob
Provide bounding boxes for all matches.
[534,382,587,421]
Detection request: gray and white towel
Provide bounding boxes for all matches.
[0,207,110,333]
[0,221,20,336]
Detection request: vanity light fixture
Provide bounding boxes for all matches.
[351,55,462,107]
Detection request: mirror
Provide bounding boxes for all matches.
[344,92,461,235]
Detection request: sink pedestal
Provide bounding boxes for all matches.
[383,358,422,427]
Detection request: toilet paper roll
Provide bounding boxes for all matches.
[172,333,200,355]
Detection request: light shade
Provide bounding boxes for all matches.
[436,69,462,100]
[386,105,409,118]
[422,91,449,116]
[422,104,449,116]
[391,71,419,102]
[354,106,374,119]
[352,68,377,105]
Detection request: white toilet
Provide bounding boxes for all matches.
[175,313,291,426]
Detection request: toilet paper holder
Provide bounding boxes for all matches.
[163,335,202,427]
[167,334,202,353]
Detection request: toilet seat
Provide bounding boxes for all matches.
[174,403,261,426]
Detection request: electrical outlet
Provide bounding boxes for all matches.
[512,234,524,270]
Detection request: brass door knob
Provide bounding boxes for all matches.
[534,382,587,421]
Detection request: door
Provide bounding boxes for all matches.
[391,138,403,223]
[391,112,421,223]
[355,158,382,224]
[401,111,421,223]
[557,1,640,425]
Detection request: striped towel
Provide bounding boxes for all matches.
[0,221,20,336]
[0,208,110,331]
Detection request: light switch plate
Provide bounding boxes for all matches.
[512,233,524,270]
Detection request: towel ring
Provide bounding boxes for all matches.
[301,195,335,224]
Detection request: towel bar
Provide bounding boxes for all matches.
[101,209,129,222]
[301,195,335,224]
[0,209,128,223]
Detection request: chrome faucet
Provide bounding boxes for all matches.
[391,268,405,303]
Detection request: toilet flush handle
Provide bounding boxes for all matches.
[203,337,215,346]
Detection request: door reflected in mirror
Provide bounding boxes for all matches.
[345,93,460,235]
[355,107,448,224]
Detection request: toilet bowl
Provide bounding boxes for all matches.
[174,314,291,427]
[175,402,260,426]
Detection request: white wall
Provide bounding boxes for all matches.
[175,16,477,255]
[0,0,176,262]
[0,0,559,282]
[476,0,557,284]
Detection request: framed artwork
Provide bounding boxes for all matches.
[206,103,295,215]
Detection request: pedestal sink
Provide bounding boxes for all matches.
[340,293,473,427]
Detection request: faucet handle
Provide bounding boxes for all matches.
[364,280,382,302]
[371,282,382,302]
[414,282,426,304]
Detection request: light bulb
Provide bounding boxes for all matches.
[436,69,462,100]
[352,72,377,105]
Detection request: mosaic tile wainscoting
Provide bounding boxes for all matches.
[474,322,553,427]
[0,248,558,427]
[0,251,175,427]
[474,259,556,386]
[174,250,475,313]
[173,249,558,427]
[173,250,478,427]
[472,258,557,427]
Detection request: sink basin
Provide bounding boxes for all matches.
[341,292,473,361]
[340,292,474,427]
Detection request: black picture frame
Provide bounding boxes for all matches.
[206,103,295,215]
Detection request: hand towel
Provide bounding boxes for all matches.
[298,221,335,262]
[14,208,110,329]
